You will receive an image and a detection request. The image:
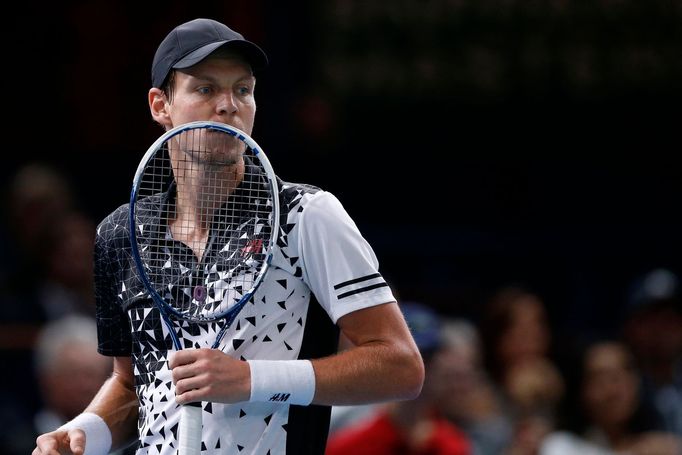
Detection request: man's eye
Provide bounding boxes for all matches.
[198,87,212,95]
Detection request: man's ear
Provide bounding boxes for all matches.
[149,88,172,129]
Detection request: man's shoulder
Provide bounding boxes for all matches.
[96,203,130,242]
[279,180,327,213]
[280,180,323,201]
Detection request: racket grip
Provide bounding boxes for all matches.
[178,403,202,455]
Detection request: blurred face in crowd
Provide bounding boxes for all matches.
[497,294,551,367]
[47,212,95,290]
[40,340,112,420]
[429,343,502,423]
[581,342,639,429]
[429,345,478,409]
[625,303,682,373]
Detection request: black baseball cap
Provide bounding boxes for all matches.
[151,18,268,88]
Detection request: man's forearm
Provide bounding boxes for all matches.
[84,356,138,450]
[311,339,424,405]
[310,303,425,405]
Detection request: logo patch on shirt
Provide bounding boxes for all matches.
[241,238,263,257]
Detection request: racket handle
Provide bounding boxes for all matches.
[178,403,202,455]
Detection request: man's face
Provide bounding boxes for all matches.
[165,54,256,135]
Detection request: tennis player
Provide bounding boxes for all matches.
[33,18,424,455]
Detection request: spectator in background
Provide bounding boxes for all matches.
[0,316,116,454]
[32,315,113,435]
[37,211,97,320]
[622,268,682,436]
[1,163,96,323]
[0,163,84,452]
[4,163,75,265]
[479,286,565,454]
[2,163,75,296]
[326,302,471,455]
[542,340,681,455]
[33,315,137,455]
[435,318,512,455]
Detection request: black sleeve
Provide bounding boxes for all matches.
[94,216,132,356]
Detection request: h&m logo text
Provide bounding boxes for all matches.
[269,393,291,402]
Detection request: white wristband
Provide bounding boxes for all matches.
[247,359,316,405]
[59,412,112,455]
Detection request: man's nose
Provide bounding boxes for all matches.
[216,91,237,115]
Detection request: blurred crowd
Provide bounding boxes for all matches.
[1,162,680,455]
[0,163,133,454]
[326,278,682,455]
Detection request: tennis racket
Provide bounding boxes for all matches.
[128,120,280,455]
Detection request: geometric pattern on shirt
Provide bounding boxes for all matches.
[96,181,321,454]
[94,180,388,454]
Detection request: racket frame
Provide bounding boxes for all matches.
[128,120,280,350]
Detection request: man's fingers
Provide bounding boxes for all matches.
[176,385,204,405]
[68,429,87,455]
[34,430,72,455]
[168,348,201,368]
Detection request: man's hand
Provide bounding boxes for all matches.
[33,428,86,455]
[169,348,251,404]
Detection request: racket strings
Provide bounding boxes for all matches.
[134,128,274,322]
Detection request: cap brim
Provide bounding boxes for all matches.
[172,40,268,71]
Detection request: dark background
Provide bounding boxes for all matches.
[5,0,681,337]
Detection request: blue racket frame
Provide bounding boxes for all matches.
[128,121,280,350]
